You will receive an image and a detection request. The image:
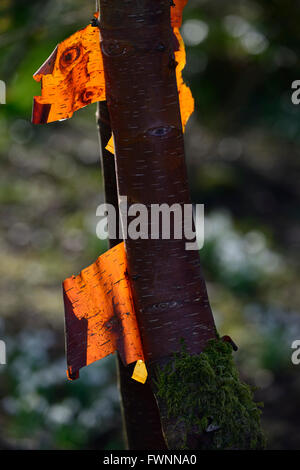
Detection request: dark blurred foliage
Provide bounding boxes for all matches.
[0,0,299,449]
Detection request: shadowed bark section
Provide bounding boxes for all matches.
[99,0,217,448]
[63,288,87,380]
[97,101,167,449]
[116,361,167,449]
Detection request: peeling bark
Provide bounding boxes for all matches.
[99,0,217,448]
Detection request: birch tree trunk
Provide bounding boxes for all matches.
[99,0,217,448]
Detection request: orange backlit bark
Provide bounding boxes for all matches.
[63,242,144,379]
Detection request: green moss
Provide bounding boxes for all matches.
[154,339,266,450]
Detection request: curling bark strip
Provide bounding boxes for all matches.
[99,0,217,365]
[32,18,105,124]
[63,242,144,380]
[31,5,194,153]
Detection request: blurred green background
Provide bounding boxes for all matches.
[0,0,300,450]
